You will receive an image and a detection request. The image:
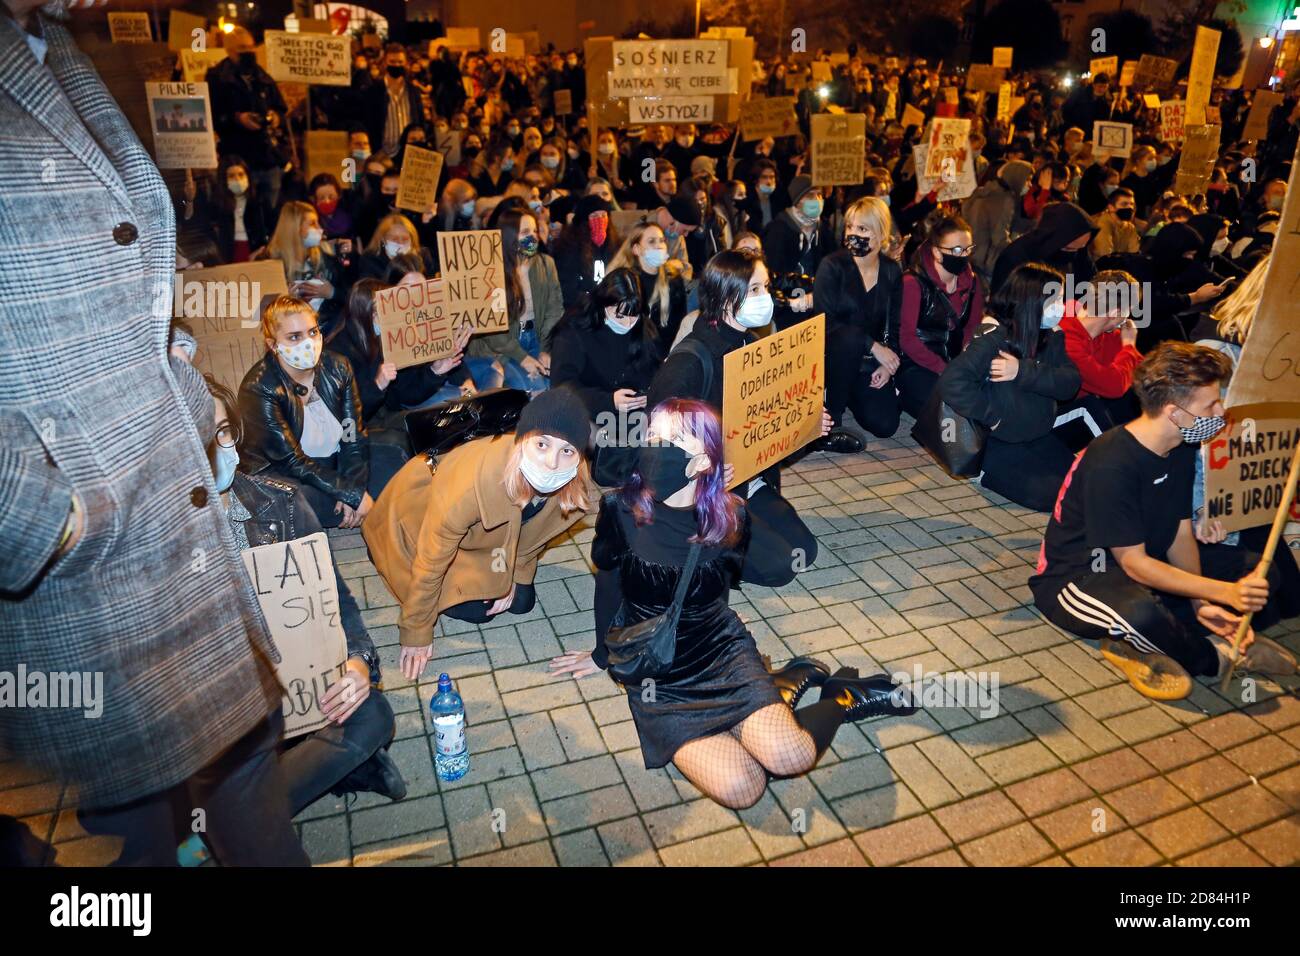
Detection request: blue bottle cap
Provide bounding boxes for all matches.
[438,673,452,688]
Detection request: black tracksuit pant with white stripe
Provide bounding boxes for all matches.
[1032,543,1288,677]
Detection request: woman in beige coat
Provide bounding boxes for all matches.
[364,388,597,678]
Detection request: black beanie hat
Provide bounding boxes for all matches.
[514,386,591,452]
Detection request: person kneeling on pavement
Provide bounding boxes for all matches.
[206,377,407,810]
[1029,342,1297,700]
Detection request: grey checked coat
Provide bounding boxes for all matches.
[0,15,282,808]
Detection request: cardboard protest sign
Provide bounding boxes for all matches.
[901,102,926,132]
[146,81,217,169]
[443,27,481,50]
[629,96,714,124]
[924,116,970,180]
[942,86,959,105]
[810,61,832,84]
[1119,60,1137,89]
[992,47,1013,69]
[1133,54,1178,89]
[1092,120,1133,160]
[168,10,205,51]
[996,83,1012,123]
[741,96,798,139]
[810,112,866,186]
[176,260,287,390]
[395,143,444,214]
[610,208,651,237]
[966,64,1005,93]
[180,47,226,83]
[590,35,751,126]
[1143,93,1161,109]
[436,230,509,334]
[1089,56,1118,80]
[265,30,350,86]
[1159,99,1186,142]
[304,129,350,188]
[240,532,348,740]
[1227,142,1300,407]
[1185,25,1221,126]
[1173,123,1219,194]
[363,33,382,51]
[913,142,977,202]
[108,12,152,43]
[1243,91,1281,141]
[722,314,825,488]
[554,88,573,115]
[1203,405,1300,533]
[374,278,459,369]
[297,17,333,34]
[1205,104,1222,124]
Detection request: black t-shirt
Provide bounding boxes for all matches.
[1031,426,1195,588]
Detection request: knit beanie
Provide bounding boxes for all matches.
[515,386,592,451]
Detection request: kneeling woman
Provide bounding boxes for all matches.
[552,400,915,809]
[364,388,599,680]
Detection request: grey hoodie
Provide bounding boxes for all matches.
[962,160,1034,282]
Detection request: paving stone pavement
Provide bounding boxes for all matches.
[5,426,1300,867]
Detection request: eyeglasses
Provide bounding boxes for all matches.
[937,243,975,256]
[215,421,239,448]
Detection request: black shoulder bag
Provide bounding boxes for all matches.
[604,541,702,684]
[910,385,990,479]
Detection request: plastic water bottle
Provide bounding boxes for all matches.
[431,673,469,781]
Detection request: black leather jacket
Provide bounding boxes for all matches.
[238,349,370,509]
[227,471,379,682]
[905,263,976,365]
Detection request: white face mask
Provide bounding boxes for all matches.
[519,453,577,493]
[604,307,637,334]
[735,292,774,329]
[1041,299,1066,330]
[277,336,321,371]
[385,240,409,258]
[303,227,323,248]
[213,443,239,493]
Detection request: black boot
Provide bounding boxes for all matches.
[819,672,917,720]
[810,428,865,454]
[768,656,833,708]
[329,748,408,803]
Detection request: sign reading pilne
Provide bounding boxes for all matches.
[722,314,825,488]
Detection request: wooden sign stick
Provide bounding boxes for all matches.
[1219,439,1300,691]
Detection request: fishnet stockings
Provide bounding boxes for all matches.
[672,703,819,809]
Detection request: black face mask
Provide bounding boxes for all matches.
[237,51,257,70]
[637,444,693,501]
[387,65,406,78]
[940,252,970,276]
[844,234,873,257]
[1114,206,1135,221]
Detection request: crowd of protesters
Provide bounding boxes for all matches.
[3,0,1299,865]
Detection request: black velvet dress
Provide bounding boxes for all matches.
[591,493,783,769]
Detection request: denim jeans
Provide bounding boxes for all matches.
[401,381,464,410]
[465,327,550,394]
[278,691,397,817]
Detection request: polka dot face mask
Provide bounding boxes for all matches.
[277,336,321,371]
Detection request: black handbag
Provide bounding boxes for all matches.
[910,386,990,479]
[605,541,702,684]
[403,387,529,457]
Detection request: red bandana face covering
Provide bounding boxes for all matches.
[588,213,608,247]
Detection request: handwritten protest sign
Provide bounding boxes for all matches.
[588,34,750,126]
[305,130,350,189]
[1143,93,1162,109]
[1185,25,1221,126]
[741,96,798,139]
[554,88,573,115]
[913,142,977,202]
[176,260,288,391]
[810,113,865,186]
[395,143,444,213]
[1133,54,1178,89]
[996,83,1012,123]
[374,278,459,369]
[1119,60,1137,89]
[901,102,926,132]
[992,47,1013,69]
[1092,120,1133,160]
[612,38,729,83]
[108,12,152,43]
[1159,99,1186,142]
[443,27,481,50]
[965,64,1004,94]
[180,48,226,83]
[1243,90,1282,142]
[436,230,508,334]
[722,314,825,488]
[241,533,348,740]
[629,96,714,123]
[1089,56,1118,81]
[924,116,970,180]
[810,61,832,84]
[1173,124,1219,195]
[168,10,205,51]
[1228,141,1300,407]
[265,30,350,86]
[1204,405,1300,533]
[146,81,217,169]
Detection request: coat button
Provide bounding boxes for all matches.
[190,486,208,508]
[112,222,138,245]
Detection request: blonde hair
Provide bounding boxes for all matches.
[503,431,591,516]
[610,221,671,326]
[1123,145,1156,179]
[365,213,422,256]
[265,201,322,282]
[260,294,318,347]
[1213,253,1269,345]
[843,196,892,245]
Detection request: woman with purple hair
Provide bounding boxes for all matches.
[550,399,915,809]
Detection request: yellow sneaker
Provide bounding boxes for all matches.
[1100,638,1193,701]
